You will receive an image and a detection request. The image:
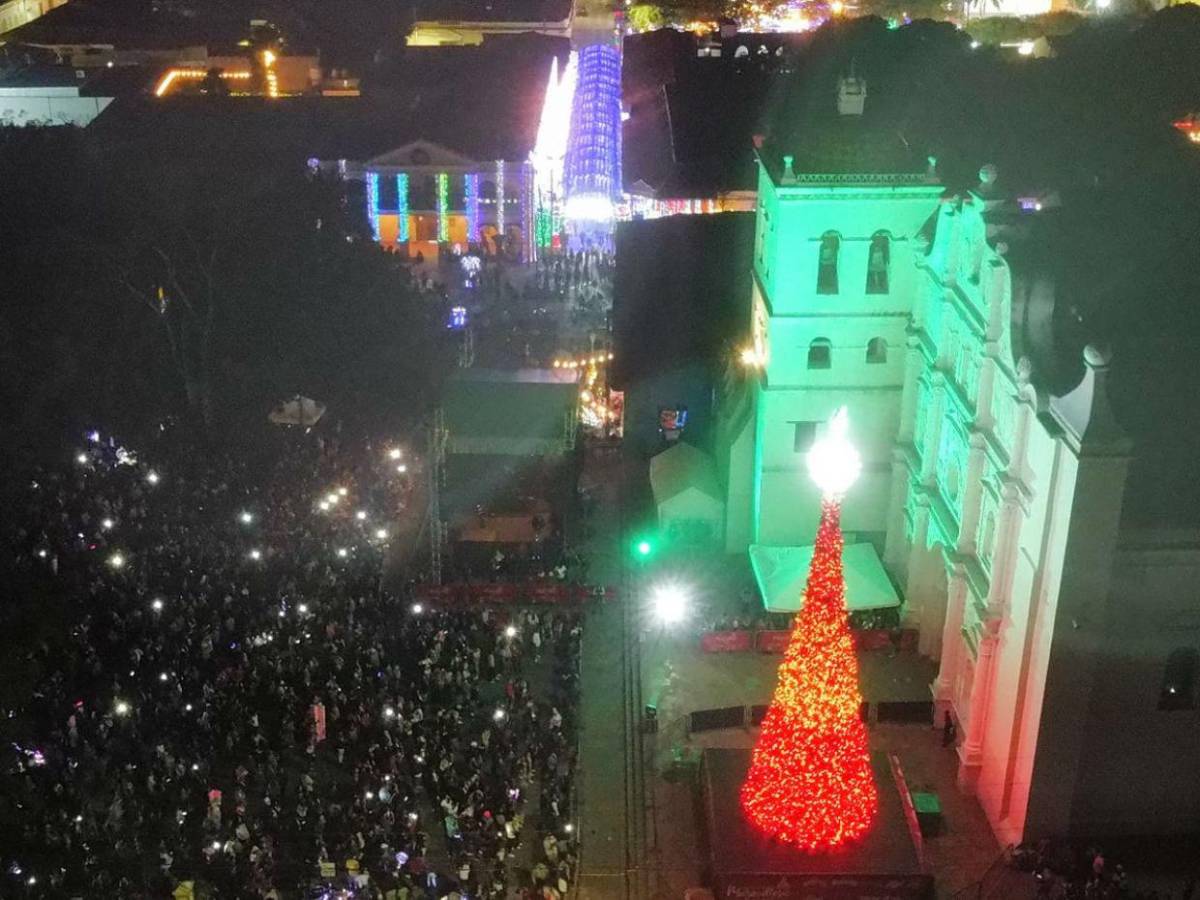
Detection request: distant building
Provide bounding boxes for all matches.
[622,29,781,219]
[0,0,68,36]
[326,36,573,262]
[407,0,574,46]
[718,89,1200,843]
[0,65,112,125]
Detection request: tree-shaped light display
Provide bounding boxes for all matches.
[740,407,879,850]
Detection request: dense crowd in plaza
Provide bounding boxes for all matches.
[2,426,583,899]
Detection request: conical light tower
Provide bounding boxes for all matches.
[740,407,878,850]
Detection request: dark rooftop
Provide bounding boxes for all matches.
[4,0,246,50]
[411,0,573,24]
[623,36,781,196]
[612,212,755,390]
[0,65,87,88]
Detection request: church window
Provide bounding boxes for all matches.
[816,233,840,294]
[866,338,888,365]
[807,338,832,370]
[793,422,818,452]
[944,460,960,502]
[866,232,890,294]
[1159,648,1198,711]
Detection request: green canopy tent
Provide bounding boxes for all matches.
[749,542,900,614]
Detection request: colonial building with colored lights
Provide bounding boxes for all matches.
[325,36,573,261]
[719,84,1200,844]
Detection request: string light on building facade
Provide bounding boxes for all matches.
[496,161,505,236]
[366,172,381,243]
[396,173,410,242]
[262,49,279,98]
[436,173,450,243]
[465,173,480,244]
[153,68,252,98]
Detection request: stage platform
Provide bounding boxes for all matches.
[699,748,934,900]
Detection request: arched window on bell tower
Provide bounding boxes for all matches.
[866,231,891,294]
[807,338,832,369]
[817,232,840,295]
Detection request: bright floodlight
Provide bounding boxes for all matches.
[240,511,253,524]
[337,487,348,497]
[76,453,88,465]
[108,552,126,569]
[101,518,114,530]
[396,464,408,474]
[493,708,506,721]
[356,510,367,521]
[652,585,688,625]
[114,700,130,716]
[375,528,388,540]
[249,549,262,561]
[806,406,860,499]
[389,448,402,460]
[298,603,308,614]
[336,547,349,558]
[411,603,424,615]
[146,471,159,485]
[151,598,164,611]
[504,625,518,638]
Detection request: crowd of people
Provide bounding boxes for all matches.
[2,424,584,899]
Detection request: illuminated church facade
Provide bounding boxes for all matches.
[722,147,1200,843]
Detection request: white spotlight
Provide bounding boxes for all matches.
[652,585,688,625]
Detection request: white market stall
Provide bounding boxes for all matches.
[649,442,724,544]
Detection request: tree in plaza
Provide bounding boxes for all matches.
[741,407,878,850]
[628,3,667,31]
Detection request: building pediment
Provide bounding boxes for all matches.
[367,140,478,170]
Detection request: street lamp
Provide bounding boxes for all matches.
[651,584,688,626]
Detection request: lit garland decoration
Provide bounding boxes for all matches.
[496,161,505,238]
[741,408,878,850]
[465,173,480,244]
[396,173,409,242]
[519,162,531,261]
[535,206,553,248]
[436,172,450,243]
[365,172,381,243]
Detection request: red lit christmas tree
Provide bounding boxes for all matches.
[741,408,878,850]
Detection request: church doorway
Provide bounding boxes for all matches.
[910,541,949,660]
